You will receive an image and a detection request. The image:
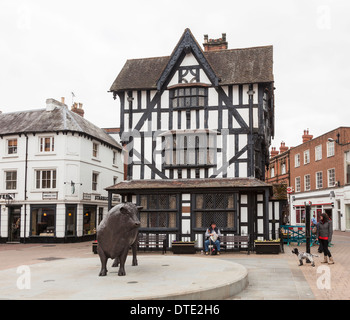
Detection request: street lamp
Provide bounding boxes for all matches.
[328,133,350,146]
[304,201,312,254]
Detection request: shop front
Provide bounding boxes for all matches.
[82,205,97,240]
[8,206,22,243]
[30,204,57,239]
[2,202,107,243]
[290,189,341,230]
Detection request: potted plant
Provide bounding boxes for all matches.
[171,240,196,254]
[254,239,281,254]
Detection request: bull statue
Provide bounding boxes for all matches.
[97,202,141,276]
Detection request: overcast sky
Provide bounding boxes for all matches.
[1,0,350,149]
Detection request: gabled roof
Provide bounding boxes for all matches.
[156,28,219,90]
[110,29,273,92]
[0,106,122,150]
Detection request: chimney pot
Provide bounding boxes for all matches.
[302,129,313,143]
[71,101,84,117]
[203,33,228,52]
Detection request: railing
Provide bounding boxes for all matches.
[280,225,317,246]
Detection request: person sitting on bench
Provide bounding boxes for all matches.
[204,222,222,255]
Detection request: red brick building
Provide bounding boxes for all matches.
[266,142,290,199]
[266,142,290,185]
[289,127,350,230]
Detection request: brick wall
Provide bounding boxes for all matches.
[290,127,350,194]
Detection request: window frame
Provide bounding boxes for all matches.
[327,141,335,158]
[315,145,322,161]
[7,139,18,155]
[5,170,17,190]
[304,174,311,191]
[281,163,286,175]
[295,177,301,193]
[163,132,216,168]
[294,153,300,168]
[304,149,310,165]
[30,204,56,237]
[39,136,55,153]
[92,172,99,191]
[170,86,208,110]
[35,169,57,190]
[137,194,179,230]
[327,168,336,187]
[316,171,323,189]
[192,192,238,233]
[92,142,99,159]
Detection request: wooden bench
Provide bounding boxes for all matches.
[219,235,251,255]
[137,233,167,254]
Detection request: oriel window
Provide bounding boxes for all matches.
[170,87,207,109]
[164,132,216,167]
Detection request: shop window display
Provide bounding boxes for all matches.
[31,206,56,236]
[83,206,97,235]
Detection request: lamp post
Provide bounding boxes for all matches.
[328,133,350,146]
[304,201,312,254]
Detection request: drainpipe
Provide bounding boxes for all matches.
[23,134,28,243]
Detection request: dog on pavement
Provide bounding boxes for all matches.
[292,248,318,267]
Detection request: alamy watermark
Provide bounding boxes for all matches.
[16,265,31,290]
[120,128,231,167]
[316,265,331,290]
[316,5,332,30]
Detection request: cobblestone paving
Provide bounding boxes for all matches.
[294,231,350,300]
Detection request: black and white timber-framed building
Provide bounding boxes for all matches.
[107,29,282,250]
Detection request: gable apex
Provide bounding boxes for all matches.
[156,28,219,91]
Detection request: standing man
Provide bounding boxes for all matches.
[204,222,222,255]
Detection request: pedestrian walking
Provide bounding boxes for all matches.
[317,213,334,264]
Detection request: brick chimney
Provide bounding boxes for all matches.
[203,33,228,52]
[71,102,85,117]
[270,147,279,157]
[302,129,313,143]
[279,141,289,153]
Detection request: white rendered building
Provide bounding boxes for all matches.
[0,98,123,243]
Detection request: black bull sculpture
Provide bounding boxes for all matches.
[97,202,142,276]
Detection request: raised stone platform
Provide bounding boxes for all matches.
[0,255,248,300]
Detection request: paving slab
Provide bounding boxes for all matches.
[0,255,248,300]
